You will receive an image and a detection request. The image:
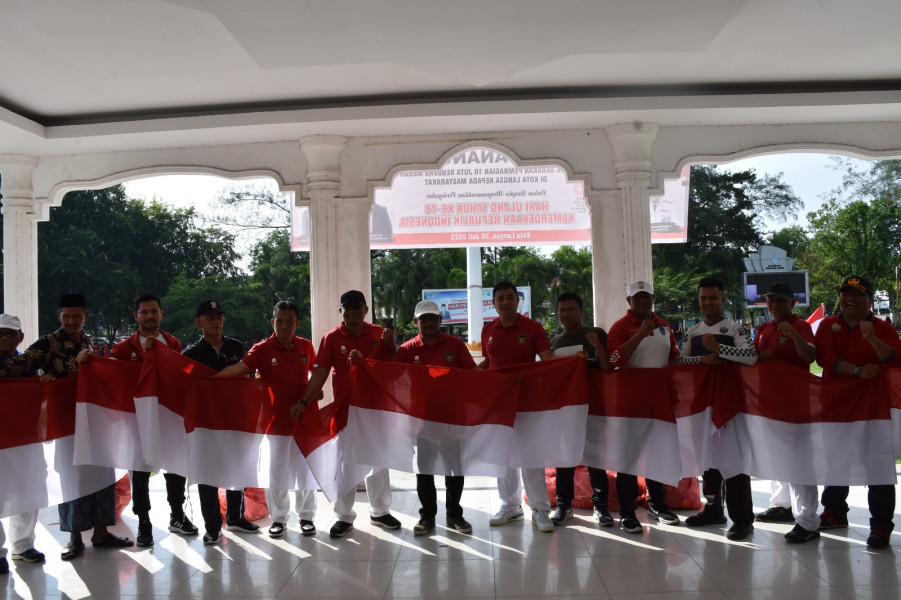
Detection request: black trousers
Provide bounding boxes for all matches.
[702,469,753,526]
[131,471,190,518]
[417,474,464,520]
[616,473,669,517]
[822,485,896,532]
[555,466,610,509]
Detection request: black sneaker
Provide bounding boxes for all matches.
[300,520,316,536]
[168,515,199,535]
[818,508,848,530]
[136,519,154,547]
[268,522,286,538]
[413,518,435,536]
[755,506,795,523]
[0,557,8,574]
[446,515,473,533]
[648,505,680,526]
[551,505,573,525]
[593,506,614,527]
[202,530,220,545]
[685,505,727,527]
[726,522,754,541]
[867,528,891,549]
[225,518,260,533]
[621,515,643,533]
[329,521,354,538]
[370,513,401,530]
[784,524,820,543]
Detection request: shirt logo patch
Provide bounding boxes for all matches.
[271,358,277,366]
[299,354,308,363]
[340,345,348,354]
[413,355,421,364]
[371,340,378,347]
[517,334,527,344]
[831,323,842,332]
[445,352,455,363]
[488,336,493,344]
[720,326,729,334]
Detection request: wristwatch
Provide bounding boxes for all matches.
[852,366,861,377]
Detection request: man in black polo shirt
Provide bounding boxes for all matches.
[182,299,260,544]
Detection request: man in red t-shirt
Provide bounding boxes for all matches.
[815,275,901,549]
[219,300,318,539]
[752,281,820,543]
[479,281,555,533]
[290,290,399,539]
[110,293,192,547]
[393,300,477,536]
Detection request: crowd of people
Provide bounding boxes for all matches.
[0,271,898,571]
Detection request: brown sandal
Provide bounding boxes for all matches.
[61,539,84,561]
[91,533,134,548]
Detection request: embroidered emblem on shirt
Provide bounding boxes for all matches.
[720,326,729,334]
[831,323,841,332]
[778,334,787,344]
[340,345,347,354]
[445,352,454,363]
[299,354,308,363]
[271,358,277,365]
[414,355,421,364]
[517,334,527,344]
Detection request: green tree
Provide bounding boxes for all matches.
[247,229,312,338]
[482,246,555,332]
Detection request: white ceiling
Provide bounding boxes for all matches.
[2,0,901,155]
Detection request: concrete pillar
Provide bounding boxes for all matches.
[0,155,40,345]
[606,123,657,289]
[585,191,625,329]
[300,136,372,348]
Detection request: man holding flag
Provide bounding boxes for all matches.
[479,281,555,533]
[816,275,901,549]
[291,290,400,539]
[218,300,319,538]
[392,299,477,536]
[110,293,196,547]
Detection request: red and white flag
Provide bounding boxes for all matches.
[582,368,683,486]
[294,395,349,502]
[259,382,319,492]
[345,358,520,478]
[807,303,826,335]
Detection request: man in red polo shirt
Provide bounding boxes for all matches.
[219,300,318,539]
[816,275,901,549]
[110,293,194,547]
[479,281,555,533]
[753,281,820,543]
[393,300,477,536]
[290,290,399,539]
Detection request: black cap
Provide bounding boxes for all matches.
[839,276,873,296]
[340,290,366,307]
[763,281,794,301]
[59,293,87,308]
[196,299,226,317]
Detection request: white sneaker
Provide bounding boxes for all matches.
[489,505,524,526]
[532,510,554,533]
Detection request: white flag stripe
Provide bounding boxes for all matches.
[582,415,682,486]
[187,428,266,490]
[0,442,49,518]
[509,405,588,469]
[74,402,153,471]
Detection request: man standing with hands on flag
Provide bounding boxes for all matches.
[218,300,319,538]
[182,299,260,544]
[0,313,45,571]
[110,293,196,547]
[752,281,820,543]
[290,290,401,539]
[391,299,477,536]
[677,277,757,541]
[479,281,556,533]
[816,276,901,549]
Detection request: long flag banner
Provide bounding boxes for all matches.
[345,358,521,478]
[4,354,901,516]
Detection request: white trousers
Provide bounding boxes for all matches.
[0,511,39,558]
[497,467,550,512]
[768,480,792,508]
[790,483,820,531]
[265,488,317,523]
[333,467,392,522]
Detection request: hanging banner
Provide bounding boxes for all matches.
[650,165,690,244]
[291,147,589,250]
[422,287,532,324]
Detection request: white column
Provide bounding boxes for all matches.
[606,123,657,287]
[585,191,625,329]
[466,246,481,343]
[300,136,372,346]
[1,155,40,345]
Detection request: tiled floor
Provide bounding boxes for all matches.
[2,472,899,599]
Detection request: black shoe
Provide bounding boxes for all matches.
[784,524,820,543]
[755,506,795,523]
[446,515,473,534]
[202,530,220,545]
[0,557,8,574]
[551,504,573,525]
[225,518,260,533]
[621,515,643,533]
[136,519,154,547]
[168,515,199,535]
[370,513,401,530]
[268,522,286,538]
[867,528,891,549]
[818,508,849,530]
[686,505,727,527]
[329,521,354,538]
[726,522,754,541]
[593,506,614,527]
[648,505,680,526]
[300,520,316,536]
[413,518,435,536]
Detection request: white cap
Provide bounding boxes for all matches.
[0,313,22,331]
[414,300,441,318]
[627,280,654,297]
